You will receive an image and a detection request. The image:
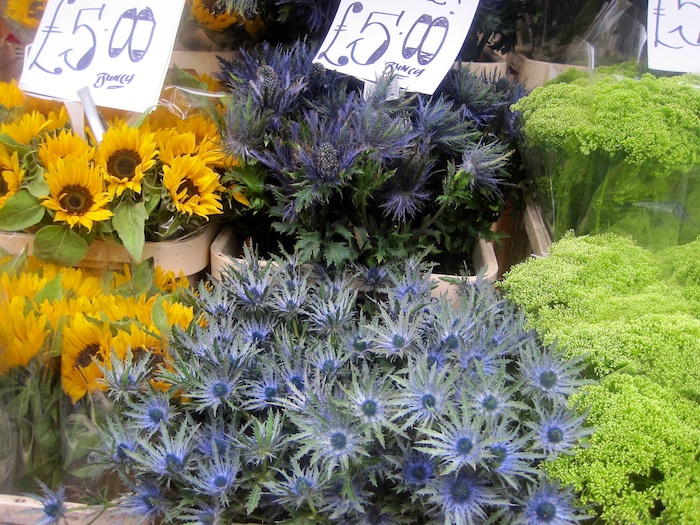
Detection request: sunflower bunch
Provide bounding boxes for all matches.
[0,79,250,267]
[0,250,196,499]
[177,0,268,51]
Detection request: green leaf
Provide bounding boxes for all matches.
[246,484,262,515]
[33,225,88,266]
[151,295,171,340]
[323,241,352,268]
[0,189,45,230]
[295,232,321,263]
[112,199,147,260]
[33,274,64,304]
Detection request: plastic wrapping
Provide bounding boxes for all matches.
[514,72,700,251]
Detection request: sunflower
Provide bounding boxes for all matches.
[5,0,47,29]
[97,124,158,197]
[112,294,158,326]
[41,155,113,231]
[0,268,46,302]
[61,313,118,403]
[0,148,25,208]
[0,296,49,375]
[0,111,52,145]
[159,301,194,332]
[37,129,94,167]
[176,113,219,144]
[0,81,27,123]
[112,322,165,366]
[154,266,191,293]
[163,154,223,218]
[157,130,227,169]
[188,0,240,31]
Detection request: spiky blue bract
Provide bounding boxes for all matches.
[420,467,506,525]
[24,480,67,525]
[527,403,592,459]
[263,460,326,510]
[123,391,175,437]
[512,480,590,525]
[117,480,170,524]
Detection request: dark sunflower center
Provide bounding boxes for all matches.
[107,149,140,179]
[177,178,199,199]
[75,342,101,368]
[60,185,94,215]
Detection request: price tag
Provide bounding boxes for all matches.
[314,0,480,95]
[19,0,186,113]
[648,0,700,73]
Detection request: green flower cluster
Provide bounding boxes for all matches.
[499,232,700,522]
[512,73,700,247]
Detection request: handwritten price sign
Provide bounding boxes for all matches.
[314,0,480,94]
[19,0,186,113]
[648,0,700,72]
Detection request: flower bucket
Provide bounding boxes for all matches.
[0,223,220,281]
[209,227,499,304]
[506,50,587,91]
[0,494,135,525]
[169,49,239,76]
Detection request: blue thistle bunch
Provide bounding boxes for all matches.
[219,38,526,271]
[97,248,590,524]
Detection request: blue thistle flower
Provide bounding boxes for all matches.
[197,414,234,456]
[134,422,195,477]
[460,362,527,420]
[264,460,326,510]
[176,503,223,525]
[232,411,286,466]
[242,368,283,411]
[412,94,478,157]
[401,452,437,487]
[25,480,67,525]
[513,480,590,525]
[420,467,506,525]
[457,139,511,198]
[365,299,425,358]
[527,403,592,459]
[220,243,277,312]
[351,103,416,163]
[305,277,358,336]
[379,158,434,224]
[390,357,457,429]
[99,348,153,401]
[292,411,370,478]
[123,391,174,436]
[309,342,350,378]
[479,420,542,490]
[118,480,169,523]
[416,402,485,474]
[519,339,591,403]
[185,449,241,505]
[239,314,276,349]
[101,415,140,467]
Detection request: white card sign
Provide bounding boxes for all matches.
[314,0,480,95]
[19,0,186,113]
[648,0,700,73]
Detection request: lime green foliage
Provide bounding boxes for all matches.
[500,232,700,522]
[512,73,700,247]
[547,374,700,525]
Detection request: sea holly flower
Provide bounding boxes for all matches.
[519,339,591,404]
[117,479,170,523]
[421,467,506,525]
[416,400,486,475]
[264,460,326,510]
[527,403,592,459]
[123,391,176,437]
[512,480,591,525]
[25,480,67,525]
[132,422,196,477]
[185,448,241,505]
